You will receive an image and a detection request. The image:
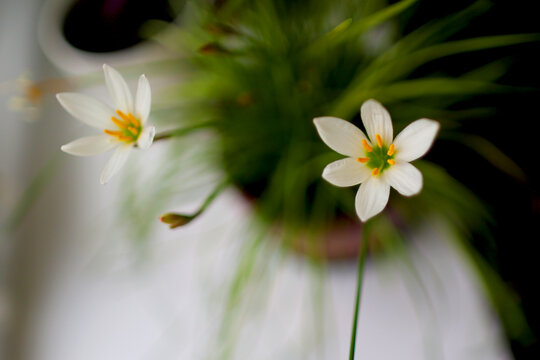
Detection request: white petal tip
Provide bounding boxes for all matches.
[420,118,440,130]
[312,117,324,128]
[358,210,377,222]
[137,126,155,150]
[361,98,380,106]
[360,99,383,114]
[358,211,379,223]
[355,180,390,224]
[55,92,69,104]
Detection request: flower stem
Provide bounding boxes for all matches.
[348,220,370,360]
[159,179,229,228]
[152,121,217,143]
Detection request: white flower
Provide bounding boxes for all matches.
[2,73,43,122]
[57,64,155,184]
[314,99,440,222]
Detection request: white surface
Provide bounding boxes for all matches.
[18,188,513,360]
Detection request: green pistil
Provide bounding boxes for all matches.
[122,125,142,142]
[366,144,394,174]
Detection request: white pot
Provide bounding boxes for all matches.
[37,0,171,75]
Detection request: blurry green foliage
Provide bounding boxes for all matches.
[150,0,535,234]
[129,0,539,351]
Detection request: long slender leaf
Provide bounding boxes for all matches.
[366,34,540,85]
[306,0,418,56]
[331,78,511,118]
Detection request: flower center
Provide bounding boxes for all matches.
[104,110,142,143]
[356,134,395,176]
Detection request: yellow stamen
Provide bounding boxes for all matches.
[372,168,379,176]
[387,159,395,166]
[362,139,373,152]
[116,110,130,123]
[111,116,128,129]
[128,113,140,127]
[26,85,43,103]
[387,144,395,156]
[375,134,383,147]
[104,129,122,137]
[128,126,138,134]
[104,129,135,143]
[356,157,369,163]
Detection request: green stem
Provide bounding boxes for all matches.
[348,221,370,360]
[152,121,217,142]
[193,180,229,217]
[160,179,230,228]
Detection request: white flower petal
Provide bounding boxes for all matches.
[134,74,151,124]
[103,64,133,114]
[137,126,155,150]
[355,177,390,222]
[56,93,115,129]
[313,116,368,157]
[322,157,371,187]
[383,161,423,196]
[61,135,117,156]
[360,99,393,145]
[100,144,132,184]
[393,118,440,162]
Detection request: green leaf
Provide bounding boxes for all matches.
[307,0,418,56]
[443,133,527,181]
[331,78,510,118]
[351,0,493,88]
[366,34,540,85]
[4,154,63,234]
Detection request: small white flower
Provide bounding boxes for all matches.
[57,64,155,184]
[314,99,440,222]
[2,73,43,122]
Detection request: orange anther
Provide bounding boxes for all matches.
[375,134,383,147]
[115,110,141,127]
[111,116,128,129]
[371,168,379,176]
[387,159,395,166]
[26,85,43,103]
[387,144,395,156]
[128,126,138,134]
[356,157,369,163]
[362,139,373,152]
[128,113,140,127]
[116,110,130,123]
[104,129,122,137]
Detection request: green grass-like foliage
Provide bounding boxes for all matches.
[132,0,539,351]
[152,0,535,236]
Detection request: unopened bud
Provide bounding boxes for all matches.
[198,43,229,55]
[204,23,236,36]
[159,213,194,229]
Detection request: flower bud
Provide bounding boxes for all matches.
[198,43,229,55]
[159,213,194,229]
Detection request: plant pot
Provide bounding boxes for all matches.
[37,0,175,75]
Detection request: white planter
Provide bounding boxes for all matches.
[37,0,171,75]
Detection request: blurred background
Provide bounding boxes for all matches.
[1,0,539,359]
